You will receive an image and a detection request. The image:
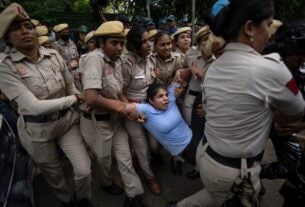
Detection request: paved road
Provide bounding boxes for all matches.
[34,139,284,207]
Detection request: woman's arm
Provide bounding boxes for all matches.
[175,66,204,82]
[15,92,78,115]
[84,89,139,120]
[0,62,79,115]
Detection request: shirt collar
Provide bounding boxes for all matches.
[8,47,50,62]
[99,49,120,65]
[9,46,54,63]
[175,48,186,55]
[225,42,260,56]
[155,52,175,63]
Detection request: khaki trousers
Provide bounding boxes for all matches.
[183,91,196,125]
[18,109,92,203]
[124,119,154,178]
[177,143,261,207]
[80,113,144,197]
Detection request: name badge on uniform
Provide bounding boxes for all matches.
[135,75,145,79]
[16,63,29,78]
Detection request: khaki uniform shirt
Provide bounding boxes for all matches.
[188,53,215,92]
[175,48,187,65]
[0,46,78,115]
[184,46,199,67]
[154,52,183,86]
[121,47,130,63]
[53,39,79,69]
[122,53,156,101]
[82,49,123,113]
[79,49,99,74]
[203,43,305,158]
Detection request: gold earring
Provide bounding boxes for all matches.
[250,37,254,43]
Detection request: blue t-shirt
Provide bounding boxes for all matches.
[135,83,192,156]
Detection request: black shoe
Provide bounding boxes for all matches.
[101,183,123,195]
[76,198,95,207]
[166,201,177,207]
[170,158,183,176]
[124,196,148,207]
[185,169,200,180]
[61,201,76,207]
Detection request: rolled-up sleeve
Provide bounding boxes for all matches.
[82,53,103,90]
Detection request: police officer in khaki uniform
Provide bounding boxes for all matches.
[80,21,147,207]
[53,23,79,71]
[153,31,184,87]
[168,0,305,206]
[122,26,162,195]
[78,31,97,88]
[183,26,213,125]
[0,3,94,207]
[53,23,82,91]
[172,27,192,64]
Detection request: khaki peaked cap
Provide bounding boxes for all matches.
[53,23,69,33]
[172,27,191,39]
[84,31,95,44]
[31,19,40,26]
[270,19,282,36]
[94,21,125,37]
[38,36,50,45]
[195,26,211,43]
[0,3,30,38]
[148,29,158,39]
[36,25,48,36]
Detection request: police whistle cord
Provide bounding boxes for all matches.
[2,116,17,207]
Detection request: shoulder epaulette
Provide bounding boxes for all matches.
[123,57,134,66]
[0,52,9,64]
[47,48,59,54]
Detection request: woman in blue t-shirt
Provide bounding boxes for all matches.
[132,82,193,175]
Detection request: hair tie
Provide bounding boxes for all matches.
[211,0,230,17]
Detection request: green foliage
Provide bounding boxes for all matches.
[73,0,91,12]
[4,0,93,26]
[3,0,305,25]
[274,0,305,21]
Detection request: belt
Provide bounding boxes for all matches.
[189,90,200,96]
[83,112,111,121]
[206,146,258,169]
[23,108,69,123]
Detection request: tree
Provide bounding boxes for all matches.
[3,0,305,25]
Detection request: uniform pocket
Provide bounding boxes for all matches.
[22,77,48,98]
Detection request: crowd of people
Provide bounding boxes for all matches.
[0,0,305,207]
